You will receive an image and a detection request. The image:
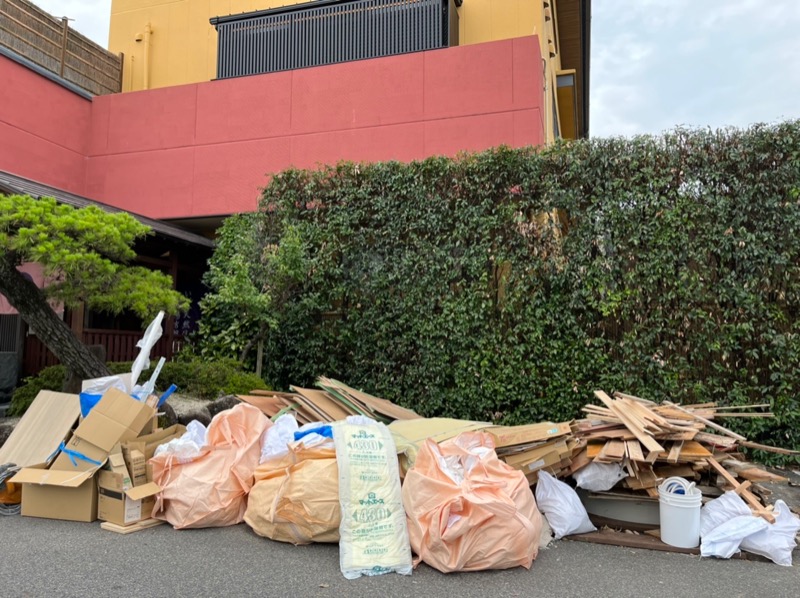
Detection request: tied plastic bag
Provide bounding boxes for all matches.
[535,470,596,539]
[572,462,627,492]
[150,403,270,529]
[402,432,543,572]
[245,437,340,544]
[739,500,800,566]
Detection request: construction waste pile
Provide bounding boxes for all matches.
[0,317,799,573]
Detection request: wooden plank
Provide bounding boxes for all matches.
[662,401,746,441]
[666,441,683,464]
[654,464,696,479]
[706,457,775,523]
[568,448,591,474]
[486,421,572,448]
[625,440,645,462]
[720,459,788,483]
[612,391,658,407]
[594,391,664,461]
[0,391,80,467]
[100,518,164,534]
[738,440,800,456]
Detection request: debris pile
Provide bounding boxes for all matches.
[0,314,797,575]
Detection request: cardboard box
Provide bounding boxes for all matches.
[126,449,147,487]
[97,469,160,526]
[122,424,186,463]
[106,453,133,489]
[11,463,98,522]
[10,389,155,522]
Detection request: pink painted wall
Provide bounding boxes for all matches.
[86,36,544,219]
[2,36,544,220]
[0,55,91,195]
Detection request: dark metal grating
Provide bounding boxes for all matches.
[212,0,458,79]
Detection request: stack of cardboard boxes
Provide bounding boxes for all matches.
[10,388,185,530]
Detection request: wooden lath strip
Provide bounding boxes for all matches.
[662,401,746,441]
[706,457,775,523]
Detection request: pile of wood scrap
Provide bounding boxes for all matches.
[237,377,419,424]
[572,390,795,522]
[487,422,578,483]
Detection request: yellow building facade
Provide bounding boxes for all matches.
[109,0,589,139]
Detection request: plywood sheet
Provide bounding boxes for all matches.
[0,391,80,467]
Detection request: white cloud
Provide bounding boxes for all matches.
[590,0,800,137]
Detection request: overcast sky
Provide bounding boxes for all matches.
[33,0,800,138]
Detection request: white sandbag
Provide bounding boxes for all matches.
[535,470,596,539]
[739,500,800,566]
[699,491,767,559]
[701,514,769,559]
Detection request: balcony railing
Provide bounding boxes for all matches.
[211,0,458,79]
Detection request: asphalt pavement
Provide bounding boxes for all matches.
[1,515,797,598]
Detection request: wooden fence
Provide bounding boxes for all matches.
[0,0,122,95]
[22,329,183,377]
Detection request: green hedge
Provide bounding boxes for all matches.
[9,357,267,416]
[201,123,800,462]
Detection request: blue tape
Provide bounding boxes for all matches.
[48,442,103,468]
[294,425,333,441]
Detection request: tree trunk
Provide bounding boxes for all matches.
[0,256,110,380]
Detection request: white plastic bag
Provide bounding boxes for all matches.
[154,420,208,464]
[535,470,596,539]
[572,462,627,492]
[260,414,300,463]
[701,515,769,559]
[699,491,766,559]
[739,500,800,566]
[131,311,164,390]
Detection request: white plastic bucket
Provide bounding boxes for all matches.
[658,477,702,548]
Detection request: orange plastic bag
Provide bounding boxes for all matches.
[402,432,543,572]
[244,440,340,544]
[151,403,270,529]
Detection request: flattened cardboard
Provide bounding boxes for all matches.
[0,391,80,467]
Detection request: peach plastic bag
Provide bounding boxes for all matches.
[402,432,543,573]
[151,403,270,529]
[244,439,341,544]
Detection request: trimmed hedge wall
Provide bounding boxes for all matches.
[203,123,800,461]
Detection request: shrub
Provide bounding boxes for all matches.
[198,122,800,463]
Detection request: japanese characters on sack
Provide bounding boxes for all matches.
[402,432,543,573]
[535,470,596,539]
[333,416,412,579]
[245,432,340,545]
[150,403,270,529]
